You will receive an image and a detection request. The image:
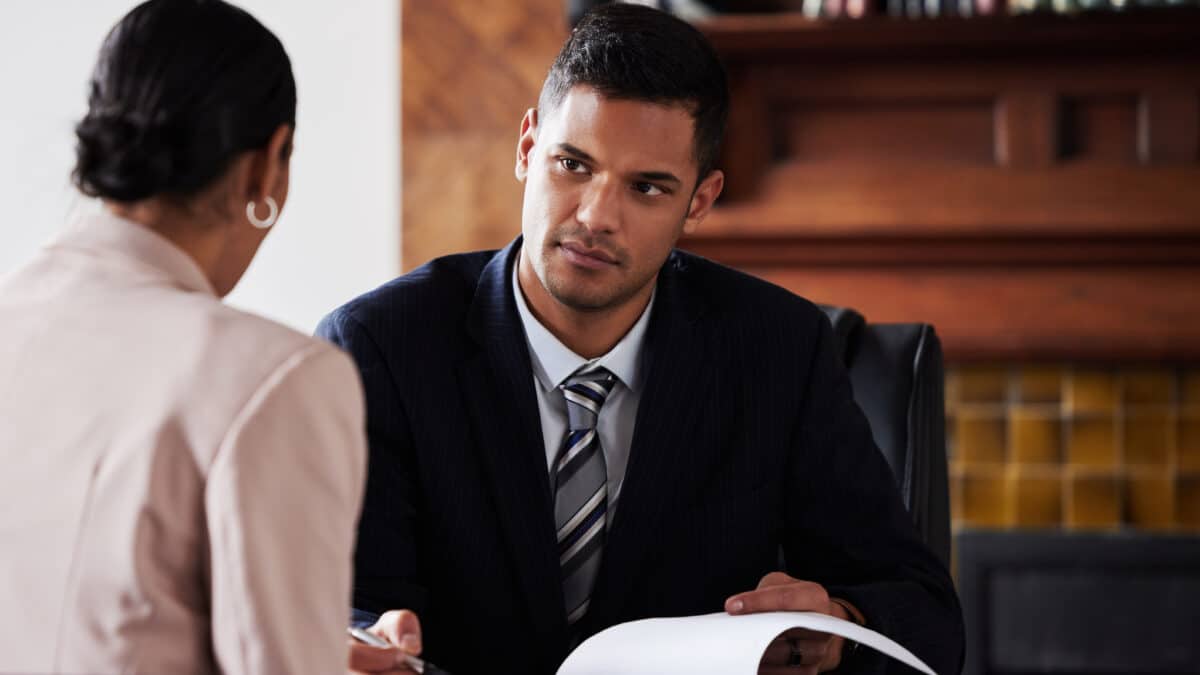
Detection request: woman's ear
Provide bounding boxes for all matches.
[247,124,293,204]
[515,108,538,182]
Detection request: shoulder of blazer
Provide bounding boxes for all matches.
[663,248,823,330]
[176,294,324,373]
[320,248,500,344]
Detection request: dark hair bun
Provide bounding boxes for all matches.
[74,112,173,203]
[72,0,295,203]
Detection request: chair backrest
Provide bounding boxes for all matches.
[819,305,951,568]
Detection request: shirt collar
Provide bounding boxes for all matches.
[512,254,654,393]
[52,208,216,296]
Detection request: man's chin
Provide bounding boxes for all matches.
[543,274,627,312]
[548,288,619,313]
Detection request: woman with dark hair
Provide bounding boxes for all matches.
[0,2,372,672]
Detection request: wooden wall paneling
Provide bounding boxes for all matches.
[762,61,1200,101]
[680,235,1200,267]
[401,0,565,271]
[402,2,563,134]
[403,135,525,268]
[745,265,1200,362]
[718,66,770,201]
[690,13,1200,362]
[780,98,995,166]
[701,12,1200,59]
[996,89,1058,168]
[1138,89,1200,165]
[700,164,1200,234]
[681,232,1200,360]
[1060,95,1139,164]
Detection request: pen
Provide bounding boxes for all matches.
[347,626,454,675]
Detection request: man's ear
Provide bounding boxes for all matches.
[682,169,724,235]
[515,108,538,182]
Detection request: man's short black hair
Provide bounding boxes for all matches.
[538,3,729,181]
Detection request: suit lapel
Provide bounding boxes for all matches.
[585,252,718,630]
[457,238,567,650]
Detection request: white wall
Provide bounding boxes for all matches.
[0,1,399,332]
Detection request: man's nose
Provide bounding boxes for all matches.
[575,176,621,235]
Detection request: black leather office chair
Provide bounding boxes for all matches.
[819,305,951,568]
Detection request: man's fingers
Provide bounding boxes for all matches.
[758,634,827,675]
[347,609,423,673]
[756,571,796,590]
[759,634,832,666]
[758,667,819,675]
[371,610,423,654]
[726,579,829,614]
[347,641,411,673]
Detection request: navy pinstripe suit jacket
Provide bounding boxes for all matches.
[317,238,963,675]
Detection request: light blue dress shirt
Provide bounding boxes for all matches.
[511,261,654,515]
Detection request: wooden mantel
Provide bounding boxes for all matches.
[685,11,1200,363]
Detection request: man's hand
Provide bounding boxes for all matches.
[725,572,860,674]
[347,610,423,674]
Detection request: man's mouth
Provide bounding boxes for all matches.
[559,241,619,269]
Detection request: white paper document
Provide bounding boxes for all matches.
[557,611,936,675]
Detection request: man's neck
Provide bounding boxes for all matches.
[517,255,653,360]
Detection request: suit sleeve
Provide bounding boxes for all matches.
[316,308,430,619]
[206,345,366,675]
[783,311,965,675]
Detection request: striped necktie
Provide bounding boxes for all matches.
[554,367,616,628]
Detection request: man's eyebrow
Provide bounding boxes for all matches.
[557,143,682,186]
[633,171,682,186]
[557,143,595,162]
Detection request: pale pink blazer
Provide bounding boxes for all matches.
[0,211,366,674]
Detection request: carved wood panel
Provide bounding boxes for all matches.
[687,12,1200,362]
[401,0,565,271]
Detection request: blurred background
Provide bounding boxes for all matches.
[4,0,1199,672]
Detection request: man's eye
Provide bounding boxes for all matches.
[560,158,586,173]
[633,182,665,197]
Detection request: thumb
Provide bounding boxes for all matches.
[373,609,423,654]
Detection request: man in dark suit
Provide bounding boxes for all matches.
[325,5,963,675]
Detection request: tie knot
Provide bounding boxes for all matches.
[561,368,616,431]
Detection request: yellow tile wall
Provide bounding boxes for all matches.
[1124,410,1174,467]
[956,468,1008,528]
[1007,468,1062,528]
[1180,414,1200,471]
[947,365,1200,532]
[1066,472,1122,529]
[955,411,1007,465]
[1182,372,1200,406]
[1066,371,1118,414]
[1067,417,1118,468]
[1178,476,1200,528]
[1124,371,1174,405]
[1009,409,1061,465]
[1016,367,1062,404]
[1125,473,1174,529]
